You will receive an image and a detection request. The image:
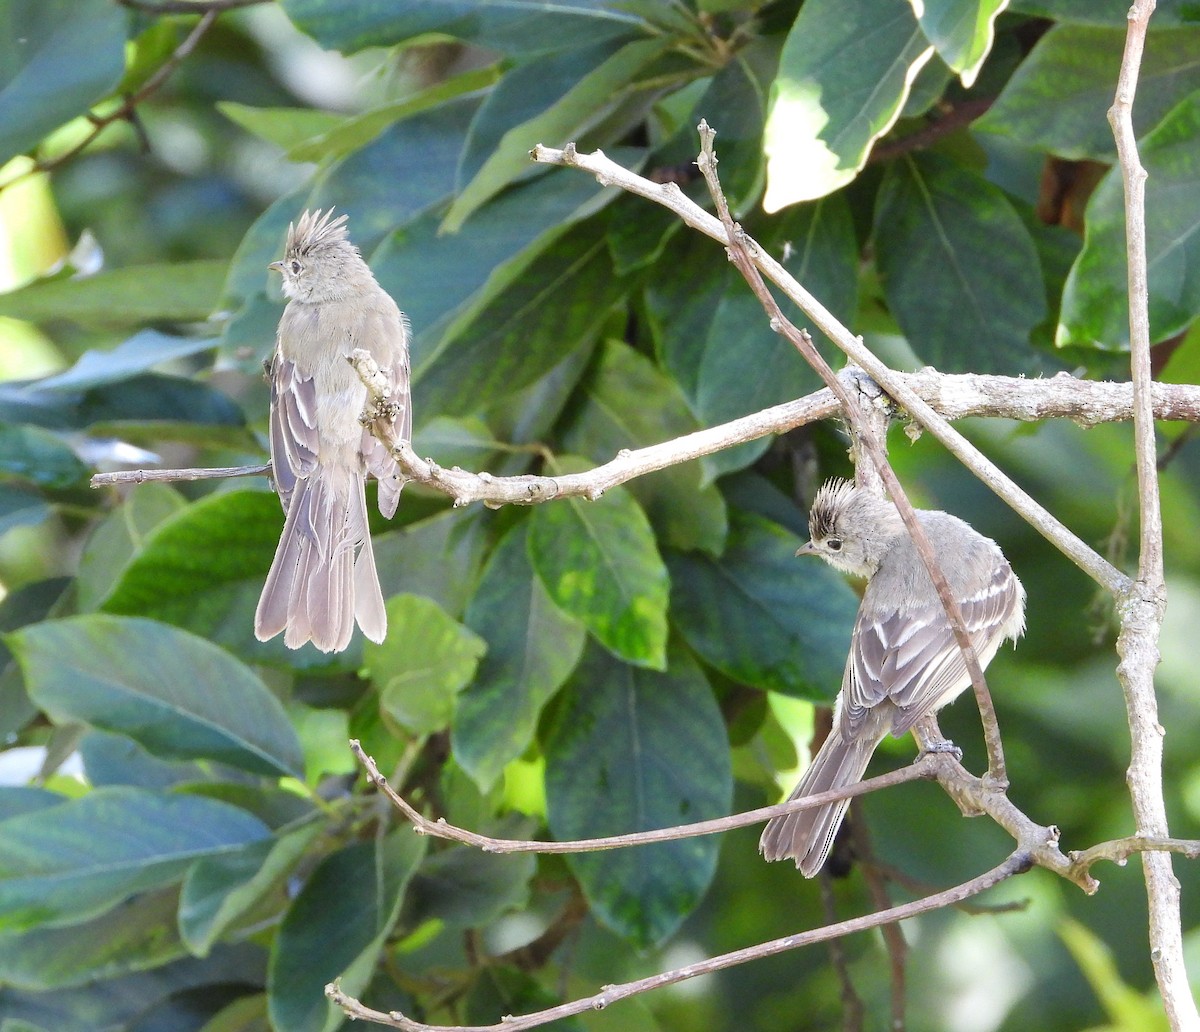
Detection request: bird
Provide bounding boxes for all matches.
[254,208,410,653]
[759,478,1026,876]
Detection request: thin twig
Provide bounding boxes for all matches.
[1,10,219,192]
[91,462,271,487]
[327,855,1032,1031]
[116,0,267,11]
[349,740,1094,892]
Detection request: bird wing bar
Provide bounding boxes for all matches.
[843,561,1021,737]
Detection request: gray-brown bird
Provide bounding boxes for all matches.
[760,479,1026,875]
[254,209,410,653]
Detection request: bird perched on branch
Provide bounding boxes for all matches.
[760,478,1026,876]
[255,209,410,653]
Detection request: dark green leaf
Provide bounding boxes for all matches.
[455,522,586,790]
[267,832,424,1032]
[0,787,63,823]
[10,615,305,778]
[35,331,217,393]
[375,508,491,620]
[180,822,324,957]
[874,152,1047,373]
[415,228,627,417]
[446,38,669,230]
[405,847,535,929]
[411,416,503,473]
[763,0,935,208]
[543,641,730,948]
[0,0,126,165]
[464,967,584,1032]
[528,459,669,669]
[561,340,727,553]
[0,261,227,326]
[1060,91,1200,349]
[287,66,502,164]
[667,511,858,700]
[0,423,87,489]
[97,490,342,670]
[650,198,857,477]
[79,729,207,791]
[0,787,269,930]
[0,888,184,991]
[278,0,644,56]
[1010,0,1194,21]
[977,26,1200,161]
[365,594,487,736]
[76,483,186,612]
[0,484,51,535]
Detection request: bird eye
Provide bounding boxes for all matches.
[826,537,843,551]
[290,260,301,275]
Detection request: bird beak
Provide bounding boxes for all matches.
[795,540,817,558]
[267,260,283,272]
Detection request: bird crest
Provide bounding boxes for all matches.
[808,478,858,539]
[285,208,350,259]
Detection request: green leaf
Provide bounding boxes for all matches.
[445,38,668,232]
[217,102,341,151]
[454,522,585,790]
[405,846,535,929]
[528,458,669,669]
[415,228,627,417]
[287,66,502,164]
[0,787,269,931]
[0,484,49,535]
[667,511,859,700]
[977,25,1200,161]
[562,340,727,553]
[0,0,126,165]
[649,198,857,477]
[0,888,185,991]
[0,261,227,325]
[1059,90,1200,349]
[268,832,425,1032]
[1011,0,1194,22]
[35,330,217,393]
[543,640,731,948]
[0,787,64,823]
[874,152,1047,373]
[180,821,325,957]
[913,0,1007,87]
[278,0,644,56]
[77,483,186,612]
[375,508,491,619]
[411,415,503,473]
[763,0,935,208]
[365,594,487,736]
[0,423,88,489]
[9,614,305,778]
[97,490,337,669]
[464,967,584,1032]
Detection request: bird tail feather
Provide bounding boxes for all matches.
[759,716,888,876]
[255,468,386,652]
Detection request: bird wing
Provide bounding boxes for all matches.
[268,353,320,511]
[360,307,411,520]
[842,560,1022,737]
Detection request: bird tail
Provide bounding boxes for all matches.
[759,716,887,877]
[255,468,387,653]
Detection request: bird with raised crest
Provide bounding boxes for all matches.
[254,209,411,653]
[760,478,1026,876]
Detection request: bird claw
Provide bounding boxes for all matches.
[917,738,963,763]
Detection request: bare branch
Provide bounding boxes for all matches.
[530,142,1132,598]
[327,855,1031,1031]
[88,371,1200,492]
[1105,2,1196,1027]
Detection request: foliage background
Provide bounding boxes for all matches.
[1,1,1199,1030]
